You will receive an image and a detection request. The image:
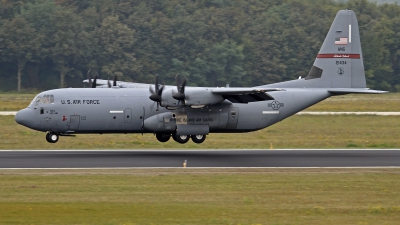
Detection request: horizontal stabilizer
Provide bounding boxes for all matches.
[328,88,388,94]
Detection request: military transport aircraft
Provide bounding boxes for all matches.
[15,10,386,144]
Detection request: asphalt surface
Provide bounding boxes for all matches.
[1,150,400,168]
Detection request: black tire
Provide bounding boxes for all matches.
[46,132,59,143]
[172,134,190,144]
[191,135,206,144]
[156,133,171,142]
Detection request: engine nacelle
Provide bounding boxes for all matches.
[143,112,176,132]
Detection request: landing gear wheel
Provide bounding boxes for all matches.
[172,134,190,144]
[156,133,171,142]
[46,132,59,143]
[191,135,206,144]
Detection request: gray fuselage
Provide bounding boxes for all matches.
[16,87,331,134]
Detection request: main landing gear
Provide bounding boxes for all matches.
[155,133,206,144]
[172,134,190,144]
[191,135,206,144]
[46,132,59,143]
[156,133,171,142]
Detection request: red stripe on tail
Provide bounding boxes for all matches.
[317,54,360,59]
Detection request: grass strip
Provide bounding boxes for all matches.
[0,169,399,225]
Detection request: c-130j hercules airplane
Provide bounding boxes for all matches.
[15,10,386,144]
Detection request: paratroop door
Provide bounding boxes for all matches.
[226,107,239,129]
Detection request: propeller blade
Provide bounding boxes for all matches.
[91,71,100,88]
[175,74,180,90]
[158,83,164,95]
[149,74,164,111]
[173,74,187,103]
[181,76,187,93]
[92,76,97,88]
[107,77,111,88]
[149,85,155,94]
[87,69,92,87]
[155,74,160,92]
[113,75,117,87]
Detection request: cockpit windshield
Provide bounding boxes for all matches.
[29,94,55,107]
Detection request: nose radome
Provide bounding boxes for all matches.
[15,108,33,127]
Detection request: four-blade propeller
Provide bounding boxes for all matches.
[172,74,187,105]
[149,75,164,111]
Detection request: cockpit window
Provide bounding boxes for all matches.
[31,95,55,106]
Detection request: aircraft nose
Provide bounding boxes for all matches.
[15,108,34,127]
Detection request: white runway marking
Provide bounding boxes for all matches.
[0,111,18,115]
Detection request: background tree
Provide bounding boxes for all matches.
[0,0,399,91]
[0,16,43,91]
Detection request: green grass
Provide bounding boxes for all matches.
[0,94,36,111]
[3,114,400,149]
[0,169,399,225]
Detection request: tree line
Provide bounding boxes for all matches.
[0,0,399,92]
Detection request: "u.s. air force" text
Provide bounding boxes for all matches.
[61,100,100,105]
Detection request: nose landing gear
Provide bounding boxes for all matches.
[46,132,59,143]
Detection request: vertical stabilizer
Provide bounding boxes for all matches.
[305,10,366,88]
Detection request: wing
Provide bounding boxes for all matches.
[211,87,284,103]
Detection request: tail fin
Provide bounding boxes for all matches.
[305,10,365,88]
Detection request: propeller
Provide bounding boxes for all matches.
[107,75,118,88]
[149,75,164,111]
[173,74,187,105]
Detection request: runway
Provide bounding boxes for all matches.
[1,149,400,169]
